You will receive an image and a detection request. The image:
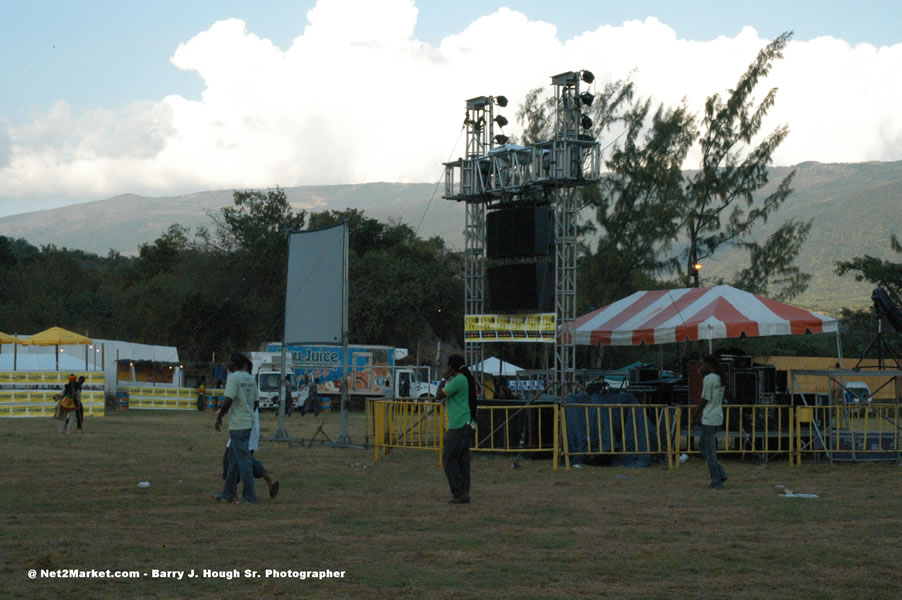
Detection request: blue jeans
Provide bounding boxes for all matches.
[701,425,727,486]
[222,428,257,502]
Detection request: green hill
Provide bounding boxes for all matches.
[1,161,899,312]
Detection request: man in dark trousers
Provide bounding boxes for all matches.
[302,377,320,417]
[436,355,477,504]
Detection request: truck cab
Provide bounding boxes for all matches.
[256,370,298,410]
[394,368,437,399]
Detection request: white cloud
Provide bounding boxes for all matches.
[0,119,10,169]
[1,0,902,217]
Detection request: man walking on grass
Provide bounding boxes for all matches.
[214,353,258,504]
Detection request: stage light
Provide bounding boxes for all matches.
[579,92,594,106]
[494,115,508,128]
[694,262,703,271]
[495,95,508,107]
[873,288,902,332]
[494,134,510,145]
[581,70,595,84]
[580,115,593,130]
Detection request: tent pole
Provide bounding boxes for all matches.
[835,329,844,365]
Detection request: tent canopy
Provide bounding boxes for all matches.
[0,331,28,345]
[24,327,93,346]
[471,356,524,376]
[568,285,838,346]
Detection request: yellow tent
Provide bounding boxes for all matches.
[22,327,94,370]
[0,331,27,345]
[1,331,30,370]
[24,327,93,346]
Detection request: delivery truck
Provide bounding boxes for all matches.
[250,344,436,410]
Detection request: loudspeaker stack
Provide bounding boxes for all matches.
[485,205,554,313]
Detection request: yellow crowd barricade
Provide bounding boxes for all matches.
[372,399,445,463]
[671,404,795,466]
[475,404,561,471]
[122,386,224,410]
[0,372,106,418]
[560,403,674,471]
[371,400,562,468]
[0,390,105,417]
[793,402,902,465]
[0,371,104,386]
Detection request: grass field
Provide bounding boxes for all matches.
[3,408,902,599]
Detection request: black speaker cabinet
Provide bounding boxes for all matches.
[775,370,788,392]
[732,370,759,404]
[721,354,752,369]
[486,205,554,258]
[486,262,554,313]
[758,365,776,395]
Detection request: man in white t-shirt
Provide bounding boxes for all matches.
[221,357,279,499]
[692,355,728,490]
[214,353,258,504]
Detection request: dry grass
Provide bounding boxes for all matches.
[3,409,902,599]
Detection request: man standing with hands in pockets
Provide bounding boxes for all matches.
[214,353,259,504]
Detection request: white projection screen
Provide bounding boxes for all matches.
[283,224,347,344]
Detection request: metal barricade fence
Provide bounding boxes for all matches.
[0,390,105,417]
[372,400,562,469]
[793,403,902,464]
[671,404,794,465]
[370,399,902,469]
[473,404,561,471]
[373,400,445,463]
[123,386,224,410]
[560,403,675,470]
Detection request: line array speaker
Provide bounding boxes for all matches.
[486,205,554,259]
[486,263,554,313]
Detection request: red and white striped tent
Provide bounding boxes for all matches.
[567,285,838,346]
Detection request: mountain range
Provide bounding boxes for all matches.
[1,161,900,313]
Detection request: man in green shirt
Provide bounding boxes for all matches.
[436,354,476,504]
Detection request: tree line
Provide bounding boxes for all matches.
[0,191,463,362]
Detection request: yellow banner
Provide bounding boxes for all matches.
[464,313,555,343]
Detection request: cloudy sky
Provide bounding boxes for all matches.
[1,0,900,218]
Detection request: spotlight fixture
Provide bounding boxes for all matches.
[494,134,510,145]
[494,95,508,107]
[579,92,594,107]
[581,70,595,84]
[580,115,593,130]
[493,115,508,128]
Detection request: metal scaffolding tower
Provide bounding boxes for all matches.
[443,72,600,398]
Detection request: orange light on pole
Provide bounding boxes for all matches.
[693,262,702,272]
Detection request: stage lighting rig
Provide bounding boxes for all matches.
[493,115,509,128]
[494,134,510,145]
[579,92,594,107]
[581,69,595,84]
